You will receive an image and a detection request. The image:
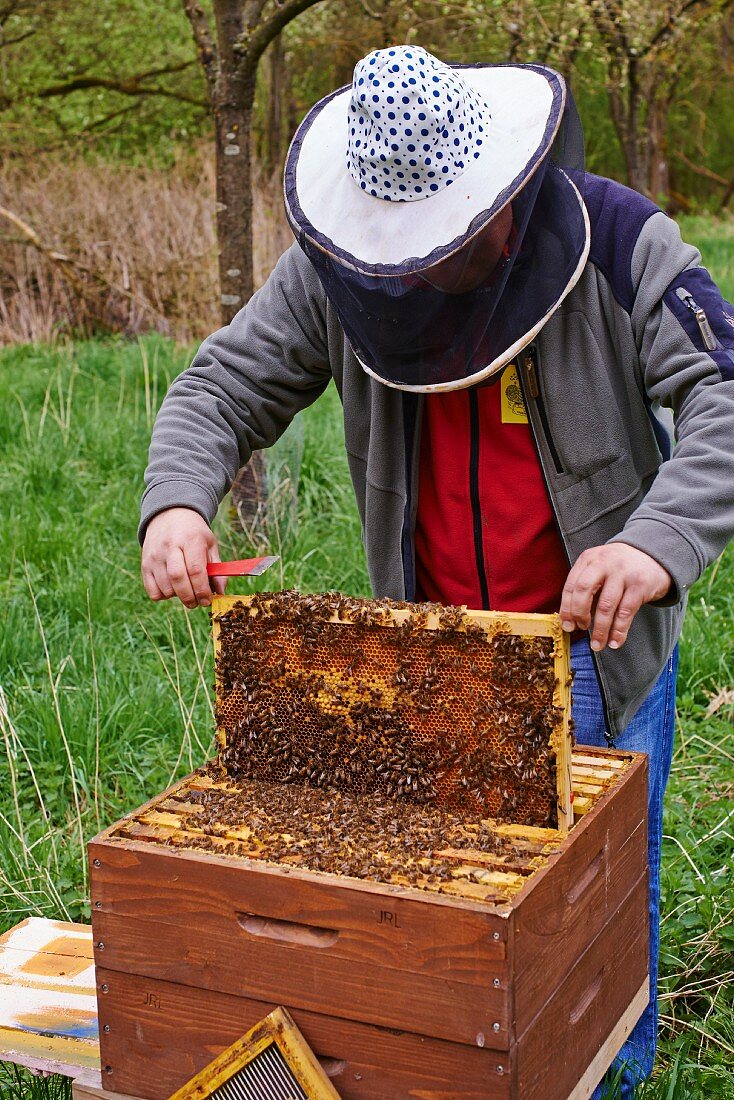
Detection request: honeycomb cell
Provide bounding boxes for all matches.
[213,591,565,827]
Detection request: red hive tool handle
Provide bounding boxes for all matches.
[207,556,280,578]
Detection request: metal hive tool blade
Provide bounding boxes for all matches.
[207,556,280,578]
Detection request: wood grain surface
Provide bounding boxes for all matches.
[515,874,649,1099]
[91,836,510,1047]
[95,967,511,1100]
[511,753,647,1033]
[89,748,648,1098]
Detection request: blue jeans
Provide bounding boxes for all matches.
[571,638,678,1100]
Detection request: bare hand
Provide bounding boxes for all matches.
[560,544,671,651]
[141,507,225,609]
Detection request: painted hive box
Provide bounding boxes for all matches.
[89,592,649,1100]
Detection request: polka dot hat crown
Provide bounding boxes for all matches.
[285,47,572,272]
[346,47,489,202]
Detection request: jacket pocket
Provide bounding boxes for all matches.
[536,312,633,478]
[665,268,734,381]
[557,454,654,537]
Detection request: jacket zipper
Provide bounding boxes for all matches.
[676,287,717,351]
[523,350,565,475]
[517,343,617,746]
[468,389,491,610]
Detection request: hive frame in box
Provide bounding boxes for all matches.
[88,747,648,1100]
[211,594,574,831]
[169,1005,341,1099]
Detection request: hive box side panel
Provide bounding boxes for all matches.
[513,873,649,1100]
[90,838,511,1047]
[511,753,648,1035]
[95,968,511,1100]
[72,1087,141,1100]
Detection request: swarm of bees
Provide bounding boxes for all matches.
[173,770,547,896]
[213,590,564,828]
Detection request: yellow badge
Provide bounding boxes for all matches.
[501,363,528,424]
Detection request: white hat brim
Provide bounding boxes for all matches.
[285,64,565,273]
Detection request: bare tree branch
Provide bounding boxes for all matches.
[1,102,160,159]
[0,0,29,21]
[641,0,728,58]
[0,202,170,321]
[353,0,383,20]
[0,203,93,301]
[243,0,270,33]
[237,0,329,68]
[0,27,34,47]
[182,0,219,91]
[673,147,730,185]
[31,59,206,107]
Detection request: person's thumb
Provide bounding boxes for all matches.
[206,541,227,596]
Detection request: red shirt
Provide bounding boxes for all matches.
[415,363,569,612]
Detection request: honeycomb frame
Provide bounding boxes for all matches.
[211,593,573,831]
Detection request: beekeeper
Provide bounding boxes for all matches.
[139,47,734,1096]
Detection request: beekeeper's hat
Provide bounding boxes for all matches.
[285,46,590,392]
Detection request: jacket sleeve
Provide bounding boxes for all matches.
[608,211,734,602]
[139,244,331,543]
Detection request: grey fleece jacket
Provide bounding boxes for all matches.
[140,176,734,738]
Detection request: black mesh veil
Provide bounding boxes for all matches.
[292,89,588,392]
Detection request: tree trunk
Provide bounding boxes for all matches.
[212,2,255,323]
[646,91,670,204]
[214,74,256,323]
[622,56,650,195]
[184,0,329,321]
[605,57,654,197]
[263,34,285,174]
[625,146,649,196]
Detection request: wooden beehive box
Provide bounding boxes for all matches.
[89,593,649,1099]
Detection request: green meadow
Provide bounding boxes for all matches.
[1,215,733,1097]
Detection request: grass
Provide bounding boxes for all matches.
[1,216,733,1097]
[0,335,367,920]
[678,215,734,299]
